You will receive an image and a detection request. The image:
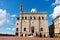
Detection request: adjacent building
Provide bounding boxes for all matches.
[49,23,54,37]
[54,16,60,37]
[16,4,49,37]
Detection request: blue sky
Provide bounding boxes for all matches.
[0,0,59,34]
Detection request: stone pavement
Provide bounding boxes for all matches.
[0,36,60,40]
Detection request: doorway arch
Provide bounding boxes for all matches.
[31,26,34,34]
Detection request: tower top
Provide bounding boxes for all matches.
[20,4,24,13]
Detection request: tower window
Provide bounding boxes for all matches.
[34,16,36,19]
[17,23,18,25]
[41,28,43,31]
[24,28,26,31]
[16,28,18,31]
[25,16,27,20]
[17,17,19,20]
[22,16,24,20]
[30,16,32,19]
[39,17,41,20]
[16,33,18,36]
[42,16,44,20]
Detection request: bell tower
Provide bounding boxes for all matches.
[20,4,24,14]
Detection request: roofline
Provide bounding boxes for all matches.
[53,15,60,21]
[20,11,47,15]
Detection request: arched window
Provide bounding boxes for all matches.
[34,16,36,20]
[16,33,18,36]
[42,16,44,20]
[31,27,34,33]
[40,33,42,37]
[39,17,41,20]
[17,23,18,25]
[25,34,27,36]
[16,28,18,31]
[20,34,23,36]
[41,28,43,31]
[17,17,20,20]
[30,16,32,19]
[24,28,26,31]
[44,34,46,37]
[25,16,27,20]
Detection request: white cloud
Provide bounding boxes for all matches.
[0,9,6,20]
[52,0,60,6]
[0,19,6,26]
[50,0,60,19]
[6,20,10,23]
[31,8,37,12]
[6,27,15,31]
[0,9,17,26]
[0,9,7,26]
[12,28,15,31]
[6,28,11,30]
[0,9,16,34]
[50,5,60,19]
[11,14,16,17]
[0,31,15,34]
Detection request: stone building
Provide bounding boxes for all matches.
[54,16,60,37]
[49,23,54,37]
[16,4,49,37]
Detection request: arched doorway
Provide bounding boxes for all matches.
[40,33,42,37]
[31,27,34,34]
[44,34,46,37]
